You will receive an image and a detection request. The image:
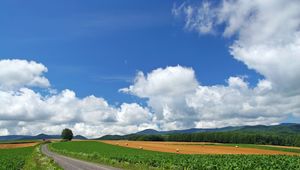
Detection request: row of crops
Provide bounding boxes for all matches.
[50,141,300,170]
[0,144,61,170]
[0,146,34,170]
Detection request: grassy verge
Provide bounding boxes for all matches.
[23,144,62,170]
[49,141,300,170]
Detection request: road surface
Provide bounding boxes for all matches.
[41,144,121,170]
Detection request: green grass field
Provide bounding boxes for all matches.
[0,143,61,170]
[0,146,34,170]
[50,141,300,170]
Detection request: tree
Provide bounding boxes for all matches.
[61,128,73,141]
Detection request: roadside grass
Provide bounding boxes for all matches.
[24,144,62,170]
[49,141,300,170]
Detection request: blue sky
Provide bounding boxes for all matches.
[0,0,299,137]
[0,0,259,103]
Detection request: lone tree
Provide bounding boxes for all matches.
[61,128,73,141]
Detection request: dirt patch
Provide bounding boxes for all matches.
[0,142,38,149]
[101,140,298,155]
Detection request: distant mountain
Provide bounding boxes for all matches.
[74,135,87,140]
[136,129,161,135]
[238,123,300,134]
[97,135,125,140]
[0,133,87,141]
[97,123,300,140]
[136,126,242,135]
[0,135,29,141]
[98,126,243,140]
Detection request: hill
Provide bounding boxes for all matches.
[238,123,300,134]
[0,134,87,141]
[97,123,300,142]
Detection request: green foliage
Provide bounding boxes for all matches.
[50,141,300,170]
[128,134,165,141]
[124,131,300,147]
[23,145,62,170]
[61,128,73,141]
[0,146,34,170]
[100,124,300,147]
[0,140,38,144]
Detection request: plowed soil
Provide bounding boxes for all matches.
[101,140,297,155]
[0,142,38,149]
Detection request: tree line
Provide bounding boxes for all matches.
[126,132,300,146]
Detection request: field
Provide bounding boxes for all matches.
[0,142,38,149]
[0,146,34,170]
[49,141,300,170]
[101,140,299,155]
[0,141,61,170]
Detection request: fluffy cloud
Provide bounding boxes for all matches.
[122,66,300,130]
[0,59,153,138]
[0,59,49,90]
[169,0,300,126]
[1,0,300,137]
[173,0,300,93]
[121,66,199,129]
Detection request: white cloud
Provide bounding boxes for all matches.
[0,86,155,138]
[0,59,155,138]
[168,0,300,126]
[0,128,9,136]
[0,59,50,90]
[117,103,152,125]
[1,0,300,138]
[173,2,216,34]
[122,66,300,130]
[121,66,199,129]
[173,0,300,94]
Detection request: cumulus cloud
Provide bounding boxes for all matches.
[0,59,154,138]
[1,0,300,137]
[122,66,300,130]
[173,0,300,94]
[121,66,199,129]
[169,0,300,125]
[0,59,50,90]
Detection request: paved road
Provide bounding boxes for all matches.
[41,144,121,170]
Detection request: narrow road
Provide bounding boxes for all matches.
[41,144,121,170]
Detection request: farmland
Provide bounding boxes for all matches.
[0,142,38,149]
[0,146,34,170]
[101,140,299,155]
[0,141,61,170]
[49,141,300,170]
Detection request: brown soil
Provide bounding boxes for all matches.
[0,142,38,149]
[101,140,298,155]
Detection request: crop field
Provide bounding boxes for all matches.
[0,142,38,149]
[50,141,300,170]
[0,146,34,170]
[101,140,298,155]
[0,141,61,170]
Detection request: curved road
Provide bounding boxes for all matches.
[41,144,121,170]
